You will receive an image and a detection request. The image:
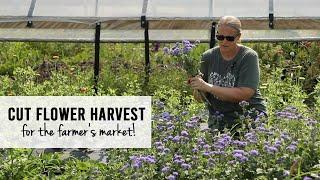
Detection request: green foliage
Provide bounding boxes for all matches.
[260,67,308,120]
[0,66,97,96]
[312,80,320,118]
[0,42,319,179]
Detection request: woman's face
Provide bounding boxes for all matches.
[217,25,241,52]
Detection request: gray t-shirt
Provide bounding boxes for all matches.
[200,45,266,129]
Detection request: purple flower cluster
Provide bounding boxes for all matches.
[163,40,198,57]
[264,145,278,154]
[286,141,297,152]
[129,155,156,169]
[161,166,170,173]
[185,116,200,129]
[232,149,248,162]
[232,140,248,147]
[162,111,171,121]
[280,132,291,141]
[213,134,232,150]
[245,132,258,143]
[249,149,259,156]
[173,154,191,171]
[154,100,165,109]
[167,172,179,180]
[276,106,303,120]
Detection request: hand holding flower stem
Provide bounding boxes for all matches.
[163,40,211,106]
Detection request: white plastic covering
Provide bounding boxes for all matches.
[147,0,211,18]
[0,0,32,16]
[275,0,320,17]
[212,0,269,17]
[0,0,320,42]
[98,0,144,17]
[34,0,96,17]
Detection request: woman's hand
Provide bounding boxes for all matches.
[189,76,212,92]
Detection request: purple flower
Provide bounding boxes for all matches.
[146,155,156,163]
[181,130,189,137]
[192,148,198,153]
[233,140,247,147]
[286,144,297,152]
[257,126,266,132]
[173,172,179,176]
[265,146,278,154]
[154,141,162,147]
[291,141,298,145]
[233,150,245,154]
[157,125,164,131]
[203,144,211,150]
[174,154,182,160]
[274,140,282,148]
[168,175,176,180]
[163,47,170,54]
[161,166,170,173]
[181,163,191,170]
[174,159,182,164]
[130,155,156,168]
[162,112,171,120]
[280,133,290,140]
[276,106,304,120]
[172,136,180,143]
[171,47,180,56]
[155,100,165,109]
[249,150,259,156]
[233,153,243,158]
[186,122,195,128]
[212,151,225,155]
[303,177,312,180]
[245,132,257,143]
[182,40,191,45]
[153,42,160,52]
[132,161,142,168]
[183,46,192,54]
[181,111,188,116]
[214,134,232,150]
[197,138,205,146]
[157,146,164,151]
[233,153,248,162]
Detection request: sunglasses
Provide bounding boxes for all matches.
[216,34,239,42]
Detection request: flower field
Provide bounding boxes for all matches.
[0,41,319,179]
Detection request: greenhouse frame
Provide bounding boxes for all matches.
[1,0,320,91]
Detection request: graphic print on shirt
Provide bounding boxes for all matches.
[208,72,235,88]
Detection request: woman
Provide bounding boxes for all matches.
[189,16,266,131]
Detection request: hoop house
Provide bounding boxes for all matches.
[1,0,319,92]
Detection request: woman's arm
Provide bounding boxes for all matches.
[190,77,254,103]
